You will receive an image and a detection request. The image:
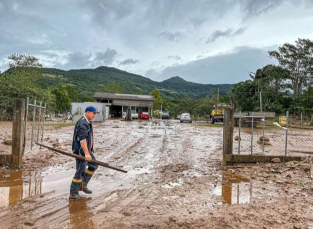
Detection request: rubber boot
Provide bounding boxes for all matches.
[79,170,93,194]
[69,179,82,200]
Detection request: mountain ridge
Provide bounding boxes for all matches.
[40,66,233,99]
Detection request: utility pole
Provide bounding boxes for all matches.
[217,85,220,104]
[215,85,220,114]
[260,89,262,112]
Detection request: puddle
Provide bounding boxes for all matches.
[68,198,95,227]
[212,172,252,205]
[0,170,42,207]
[0,166,75,208]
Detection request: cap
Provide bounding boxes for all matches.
[85,106,100,113]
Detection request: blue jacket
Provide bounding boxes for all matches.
[72,116,93,155]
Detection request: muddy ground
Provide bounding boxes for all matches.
[0,119,313,228]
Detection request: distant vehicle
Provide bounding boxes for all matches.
[176,115,181,120]
[180,113,192,123]
[210,103,229,124]
[122,111,138,119]
[140,112,150,119]
[162,113,170,119]
[131,112,139,119]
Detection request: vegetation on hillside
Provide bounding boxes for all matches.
[39,66,232,99]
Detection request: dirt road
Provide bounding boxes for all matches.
[1,120,313,228]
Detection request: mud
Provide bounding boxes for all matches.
[0,120,313,228]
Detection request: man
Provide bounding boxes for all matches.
[70,106,99,200]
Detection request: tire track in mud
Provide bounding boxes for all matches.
[84,121,176,218]
[90,123,224,227]
[91,122,170,215]
[1,194,70,227]
[102,121,196,218]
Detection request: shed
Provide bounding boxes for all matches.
[93,93,155,118]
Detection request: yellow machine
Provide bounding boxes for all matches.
[210,103,229,124]
[279,115,287,126]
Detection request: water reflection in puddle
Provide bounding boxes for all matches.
[0,170,42,207]
[213,172,251,205]
[68,198,95,228]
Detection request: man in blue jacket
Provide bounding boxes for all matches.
[70,106,99,200]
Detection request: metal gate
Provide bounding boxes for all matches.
[23,97,46,154]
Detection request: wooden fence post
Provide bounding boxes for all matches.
[11,98,25,168]
[223,107,234,165]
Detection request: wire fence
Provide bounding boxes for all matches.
[233,112,313,157]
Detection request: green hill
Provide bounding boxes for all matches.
[40,66,233,99]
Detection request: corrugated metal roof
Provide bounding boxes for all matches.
[93,92,155,101]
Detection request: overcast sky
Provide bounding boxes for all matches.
[1,0,313,84]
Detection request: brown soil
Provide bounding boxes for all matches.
[0,119,313,228]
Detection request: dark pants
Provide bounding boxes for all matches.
[73,151,98,180]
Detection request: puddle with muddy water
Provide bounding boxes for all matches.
[212,171,277,205]
[212,172,252,205]
[68,198,95,227]
[0,170,43,207]
[0,166,74,208]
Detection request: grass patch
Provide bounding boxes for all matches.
[44,122,76,129]
[197,123,224,128]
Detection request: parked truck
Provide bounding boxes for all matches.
[210,103,229,124]
[210,104,276,126]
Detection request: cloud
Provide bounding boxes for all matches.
[206,27,246,43]
[241,0,284,18]
[158,32,184,42]
[151,61,160,66]
[60,48,118,69]
[94,49,118,66]
[119,58,139,65]
[150,46,278,84]
[62,52,92,69]
[144,69,159,79]
[1,0,313,82]
[167,55,182,61]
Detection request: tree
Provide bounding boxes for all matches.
[230,80,258,111]
[253,65,289,92]
[0,54,54,120]
[99,83,124,94]
[8,53,43,82]
[150,89,163,110]
[269,38,313,97]
[0,72,53,120]
[52,85,71,113]
[66,84,80,102]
